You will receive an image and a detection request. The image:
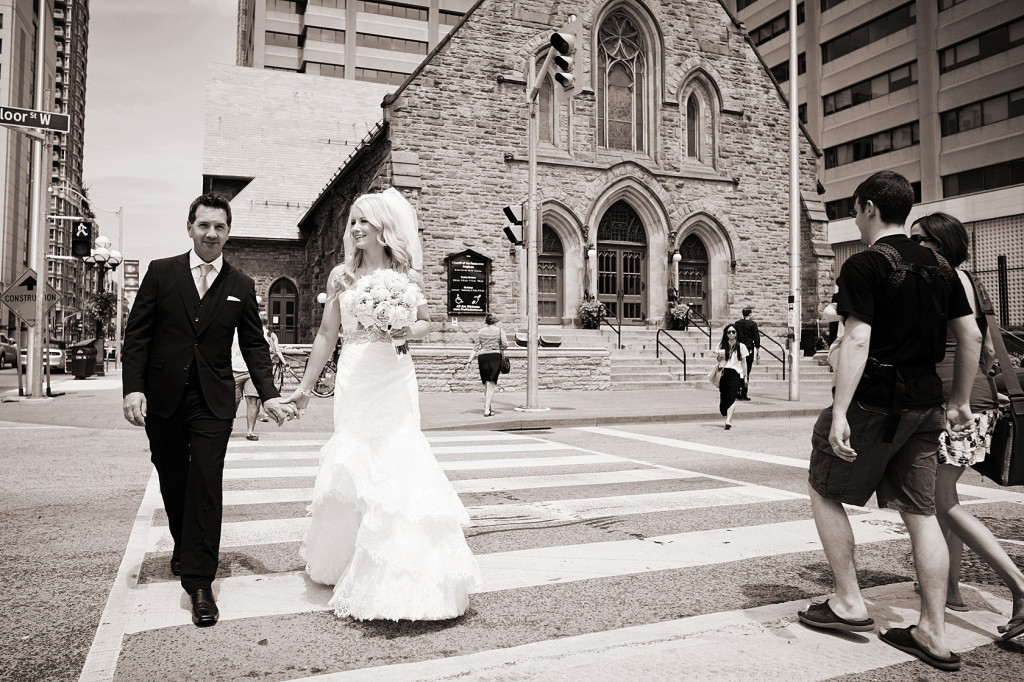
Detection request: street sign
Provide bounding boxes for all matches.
[0,269,62,328]
[0,105,70,134]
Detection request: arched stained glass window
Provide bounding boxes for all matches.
[598,201,647,244]
[597,11,647,152]
[541,225,564,254]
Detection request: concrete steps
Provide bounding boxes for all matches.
[609,352,833,391]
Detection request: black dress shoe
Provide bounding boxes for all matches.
[189,588,219,627]
[170,558,182,576]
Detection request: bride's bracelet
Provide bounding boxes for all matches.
[298,387,313,397]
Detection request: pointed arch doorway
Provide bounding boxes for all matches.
[538,225,564,324]
[597,201,647,324]
[268,278,298,343]
[676,235,709,316]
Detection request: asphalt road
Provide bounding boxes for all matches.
[2,373,1023,681]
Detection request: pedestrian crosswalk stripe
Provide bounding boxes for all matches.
[126,509,906,633]
[224,466,319,479]
[467,484,806,527]
[578,425,812,468]
[426,433,535,443]
[451,467,702,493]
[226,450,321,462]
[222,488,314,506]
[282,583,1015,682]
[442,453,626,470]
[229,439,328,449]
[432,442,571,455]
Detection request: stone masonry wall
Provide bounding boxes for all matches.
[383,0,825,332]
[223,239,306,328]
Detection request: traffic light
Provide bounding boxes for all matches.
[551,15,581,92]
[71,220,92,258]
[502,203,524,246]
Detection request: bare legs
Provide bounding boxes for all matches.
[245,396,260,437]
[483,380,496,416]
[808,485,953,657]
[935,463,1024,624]
[725,400,737,428]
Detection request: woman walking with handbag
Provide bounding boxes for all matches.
[716,324,747,430]
[465,313,508,417]
[912,213,1024,642]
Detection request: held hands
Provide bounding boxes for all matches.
[280,389,311,417]
[123,392,147,427]
[829,411,857,462]
[945,402,974,433]
[263,397,299,425]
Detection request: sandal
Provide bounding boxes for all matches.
[246,433,259,441]
[999,615,1024,642]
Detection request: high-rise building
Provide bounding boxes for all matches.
[48,0,90,342]
[0,0,57,345]
[236,0,474,85]
[728,0,1024,325]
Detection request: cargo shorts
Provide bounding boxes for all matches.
[808,401,944,515]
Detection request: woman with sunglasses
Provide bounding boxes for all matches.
[715,324,748,430]
[911,212,1024,642]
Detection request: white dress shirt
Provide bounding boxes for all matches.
[189,250,223,290]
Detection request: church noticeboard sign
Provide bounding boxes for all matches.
[445,250,489,315]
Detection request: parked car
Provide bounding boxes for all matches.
[0,333,16,368]
[20,342,67,374]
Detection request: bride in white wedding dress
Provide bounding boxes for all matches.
[283,188,480,621]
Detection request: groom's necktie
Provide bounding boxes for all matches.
[195,263,214,299]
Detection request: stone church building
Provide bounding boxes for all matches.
[223,0,834,363]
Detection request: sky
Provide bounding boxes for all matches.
[82,0,237,276]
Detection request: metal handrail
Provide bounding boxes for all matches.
[600,310,623,349]
[687,307,713,349]
[758,330,787,381]
[655,328,688,380]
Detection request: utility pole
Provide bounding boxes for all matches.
[787,0,801,401]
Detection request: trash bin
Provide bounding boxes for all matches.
[70,338,98,379]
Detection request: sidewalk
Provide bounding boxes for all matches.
[0,368,832,432]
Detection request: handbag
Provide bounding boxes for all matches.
[499,350,510,374]
[971,279,1024,486]
[707,363,723,388]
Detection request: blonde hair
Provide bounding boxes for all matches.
[339,191,421,289]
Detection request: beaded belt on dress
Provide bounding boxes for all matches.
[343,327,391,345]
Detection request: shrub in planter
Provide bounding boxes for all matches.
[578,297,606,329]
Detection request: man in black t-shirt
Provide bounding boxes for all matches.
[796,171,981,672]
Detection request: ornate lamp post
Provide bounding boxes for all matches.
[83,235,122,377]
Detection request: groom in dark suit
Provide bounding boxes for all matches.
[122,194,296,627]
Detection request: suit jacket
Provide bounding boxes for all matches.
[122,253,280,420]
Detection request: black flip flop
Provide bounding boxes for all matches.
[880,626,961,672]
[797,600,874,632]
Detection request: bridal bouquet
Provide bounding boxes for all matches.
[347,269,425,354]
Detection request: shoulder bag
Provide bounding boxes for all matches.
[498,329,510,374]
[971,278,1024,486]
[707,362,723,388]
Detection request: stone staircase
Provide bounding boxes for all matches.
[533,326,834,391]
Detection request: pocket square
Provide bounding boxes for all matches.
[226,295,241,302]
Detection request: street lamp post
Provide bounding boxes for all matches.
[51,184,125,369]
[83,236,122,377]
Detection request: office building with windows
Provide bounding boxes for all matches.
[48,0,90,343]
[236,0,474,85]
[728,0,1024,325]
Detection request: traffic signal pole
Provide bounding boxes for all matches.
[523,48,555,411]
